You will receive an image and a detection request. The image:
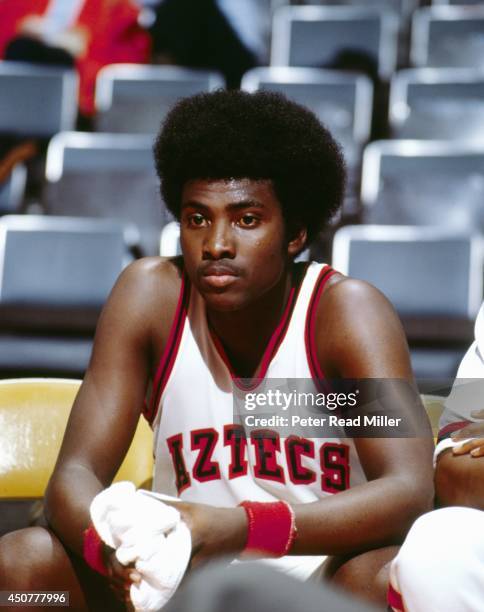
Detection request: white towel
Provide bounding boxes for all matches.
[90,482,191,611]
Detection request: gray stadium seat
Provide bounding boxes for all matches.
[433,0,484,5]
[361,140,484,232]
[331,224,484,380]
[411,6,484,69]
[95,64,225,134]
[159,221,181,257]
[0,62,78,137]
[44,132,171,255]
[293,0,418,22]
[0,163,27,214]
[0,215,135,376]
[389,68,484,141]
[241,67,373,168]
[271,5,399,80]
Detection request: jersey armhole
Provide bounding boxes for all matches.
[143,273,190,425]
[304,265,337,386]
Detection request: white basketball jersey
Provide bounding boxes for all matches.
[147,262,367,506]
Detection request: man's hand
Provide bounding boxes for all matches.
[451,410,484,457]
[104,546,141,606]
[169,501,247,569]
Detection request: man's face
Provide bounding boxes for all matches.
[180,178,297,312]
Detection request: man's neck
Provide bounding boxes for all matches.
[206,265,295,378]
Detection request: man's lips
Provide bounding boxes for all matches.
[199,263,241,288]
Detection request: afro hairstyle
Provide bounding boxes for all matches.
[153,89,346,243]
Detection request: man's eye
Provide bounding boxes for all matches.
[188,214,207,227]
[239,214,259,227]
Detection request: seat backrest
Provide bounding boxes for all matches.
[0,378,153,499]
[44,132,169,255]
[0,62,78,137]
[0,215,132,332]
[159,221,181,257]
[361,140,484,232]
[271,5,398,80]
[390,68,484,140]
[241,66,373,151]
[421,393,445,439]
[0,163,26,214]
[332,224,483,318]
[95,64,224,134]
[292,0,417,20]
[411,6,484,69]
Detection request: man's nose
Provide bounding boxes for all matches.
[202,221,235,260]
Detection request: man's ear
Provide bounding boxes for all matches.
[287,225,308,257]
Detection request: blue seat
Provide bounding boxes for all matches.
[44,132,171,255]
[271,5,399,80]
[0,62,77,137]
[361,139,484,233]
[0,215,135,376]
[331,224,483,381]
[390,67,484,141]
[95,64,224,134]
[411,6,484,69]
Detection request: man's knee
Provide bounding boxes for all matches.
[0,527,65,589]
[329,546,398,605]
[391,507,484,611]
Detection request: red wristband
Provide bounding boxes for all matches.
[239,500,296,558]
[387,583,404,611]
[83,523,109,576]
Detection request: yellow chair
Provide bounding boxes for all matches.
[421,393,445,442]
[0,378,153,499]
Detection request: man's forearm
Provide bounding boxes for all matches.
[435,450,484,510]
[44,464,105,556]
[291,476,433,556]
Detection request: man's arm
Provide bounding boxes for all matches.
[289,277,434,554]
[178,277,435,562]
[435,413,484,509]
[44,258,181,556]
[435,447,484,509]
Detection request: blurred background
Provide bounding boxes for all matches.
[1,0,484,388]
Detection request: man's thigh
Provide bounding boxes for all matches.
[0,526,124,612]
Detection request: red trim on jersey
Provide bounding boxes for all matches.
[387,583,404,611]
[438,420,472,443]
[210,263,309,391]
[305,265,336,385]
[144,273,190,425]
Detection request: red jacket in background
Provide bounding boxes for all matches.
[0,0,151,115]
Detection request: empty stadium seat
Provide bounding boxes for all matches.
[44,131,171,255]
[95,64,225,134]
[0,378,153,500]
[411,6,484,69]
[331,224,483,380]
[389,68,484,141]
[0,62,78,138]
[0,215,135,376]
[361,140,484,232]
[433,0,484,5]
[241,66,373,167]
[159,221,181,257]
[271,5,399,80]
[0,163,26,214]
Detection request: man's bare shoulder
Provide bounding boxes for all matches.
[101,256,183,336]
[315,273,412,378]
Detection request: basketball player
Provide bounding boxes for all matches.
[0,90,434,610]
[388,301,484,612]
